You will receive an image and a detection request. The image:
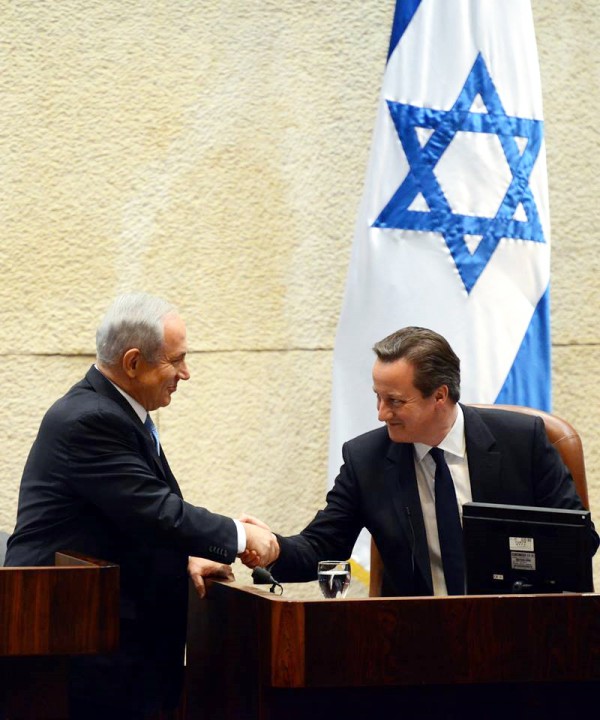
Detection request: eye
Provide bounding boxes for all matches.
[390,398,405,407]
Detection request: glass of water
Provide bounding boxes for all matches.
[318,560,351,598]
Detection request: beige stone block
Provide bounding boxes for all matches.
[0,350,368,593]
[0,1,390,354]
[0,350,337,535]
[534,0,600,345]
[156,350,334,535]
[0,356,92,532]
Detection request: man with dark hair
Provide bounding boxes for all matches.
[243,326,598,597]
[372,326,461,403]
[5,293,279,719]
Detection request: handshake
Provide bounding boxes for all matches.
[238,513,279,568]
[188,514,279,599]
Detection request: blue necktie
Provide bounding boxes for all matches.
[144,414,160,455]
[430,447,465,595]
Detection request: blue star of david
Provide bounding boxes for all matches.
[373,53,545,293]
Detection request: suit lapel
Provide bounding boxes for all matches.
[84,365,183,497]
[385,441,433,593]
[462,404,502,502]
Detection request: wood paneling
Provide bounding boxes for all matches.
[186,581,600,719]
[0,553,119,719]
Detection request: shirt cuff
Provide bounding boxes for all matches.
[233,519,246,554]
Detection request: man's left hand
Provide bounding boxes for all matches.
[188,556,235,598]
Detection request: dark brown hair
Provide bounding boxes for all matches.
[372,327,461,402]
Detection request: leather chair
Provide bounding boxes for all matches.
[369,404,589,596]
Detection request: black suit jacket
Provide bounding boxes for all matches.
[5,366,238,712]
[273,405,599,596]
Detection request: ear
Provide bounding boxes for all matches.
[433,385,449,404]
[122,348,142,378]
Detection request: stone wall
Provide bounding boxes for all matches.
[0,0,597,591]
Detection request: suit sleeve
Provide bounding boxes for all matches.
[272,442,365,582]
[61,405,239,564]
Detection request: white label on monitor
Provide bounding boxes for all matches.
[509,536,534,552]
[511,551,536,571]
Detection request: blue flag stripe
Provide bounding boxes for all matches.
[495,288,552,410]
[387,0,422,61]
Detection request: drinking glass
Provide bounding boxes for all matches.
[318,560,351,598]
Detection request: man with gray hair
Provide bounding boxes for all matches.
[5,292,279,719]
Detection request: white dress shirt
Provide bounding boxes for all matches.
[413,405,472,596]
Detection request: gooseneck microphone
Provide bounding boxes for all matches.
[252,566,283,594]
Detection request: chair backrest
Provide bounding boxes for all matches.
[369,404,589,596]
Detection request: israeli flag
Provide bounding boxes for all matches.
[329,0,551,570]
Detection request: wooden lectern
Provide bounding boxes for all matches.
[186,581,600,720]
[0,552,119,719]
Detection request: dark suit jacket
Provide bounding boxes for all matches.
[273,405,599,596]
[5,366,238,713]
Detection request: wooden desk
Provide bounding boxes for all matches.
[0,552,119,719]
[186,581,600,720]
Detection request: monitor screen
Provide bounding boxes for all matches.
[463,502,594,595]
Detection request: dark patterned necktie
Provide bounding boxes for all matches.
[429,447,465,595]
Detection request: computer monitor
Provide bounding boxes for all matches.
[462,502,594,595]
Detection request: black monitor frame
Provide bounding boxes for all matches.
[463,502,594,595]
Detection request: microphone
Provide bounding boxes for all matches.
[252,567,283,595]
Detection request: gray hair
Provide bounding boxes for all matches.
[373,326,461,403]
[96,293,176,367]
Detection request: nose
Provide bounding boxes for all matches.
[178,360,190,381]
[377,399,393,422]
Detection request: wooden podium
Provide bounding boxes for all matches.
[186,581,600,720]
[0,552,119,719]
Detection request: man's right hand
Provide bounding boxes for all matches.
[240,517,279,568]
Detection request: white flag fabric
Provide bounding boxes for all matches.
[329,0,551,571]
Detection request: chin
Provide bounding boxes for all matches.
[387,426,409,443]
